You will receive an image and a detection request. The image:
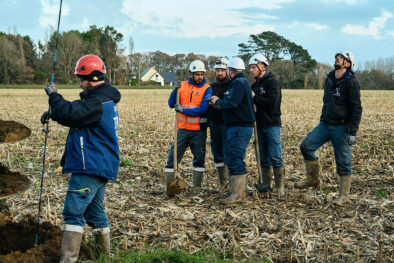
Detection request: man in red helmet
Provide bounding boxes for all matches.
[41,54,121,262]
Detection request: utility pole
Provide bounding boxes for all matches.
[138,57,141,86]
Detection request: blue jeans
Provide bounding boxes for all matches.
[226,126,253,175]
[300,122,352,175]
[166,129,207,170]
[257,126,284,167]
[209,121,227,165]
[63,174,109,228]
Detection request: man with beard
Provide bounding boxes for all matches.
[295,51,362,206]
[41,54,121,262]
[209,57,255,204]
[164,60,212,195]
[208,57,231,193]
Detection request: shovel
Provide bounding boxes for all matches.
[253,105,272,197]
[166,82,187,197]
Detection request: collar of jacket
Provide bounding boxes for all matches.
[79,82,107,99]
[328,69,353,80]
[230,73,244,83]
[187,78,207,87]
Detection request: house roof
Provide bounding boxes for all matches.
[139,67,176,83]
[161,72,176,83]
[140,67,152,78]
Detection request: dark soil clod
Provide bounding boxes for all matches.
[0,163,30,199]
[0,120,31,144]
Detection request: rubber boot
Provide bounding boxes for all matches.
[262,166,273,191]
[273,166,285,196]
[217,166,228,189]
[60,226,83,263]
[192,170,203,194]
[336,175,352,206]
[295,160,320,189]
[93,227,110,257]
[220,174,246,205]
[211,165,228,194]
[219,167,232,198]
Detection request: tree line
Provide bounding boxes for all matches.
[0,26,393,89]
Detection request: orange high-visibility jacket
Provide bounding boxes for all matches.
[178,81,210,130]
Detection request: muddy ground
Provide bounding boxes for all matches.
[0,162,30,198]
[0,213,61,263]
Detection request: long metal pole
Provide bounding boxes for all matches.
[35,0,63,247]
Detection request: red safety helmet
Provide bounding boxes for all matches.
[74,54,106,79]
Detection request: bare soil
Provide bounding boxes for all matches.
[0,163,30,198]
[0,214,61,263]
[0,120,31,144]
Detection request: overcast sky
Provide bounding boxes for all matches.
[1,0,393,68]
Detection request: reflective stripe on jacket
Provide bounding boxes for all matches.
[178,81,210,130]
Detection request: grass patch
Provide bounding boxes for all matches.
[119,158,134,167]
[94,246,271,263]
[377,190,387,199]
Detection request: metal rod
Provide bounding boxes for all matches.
[35,0,63,247]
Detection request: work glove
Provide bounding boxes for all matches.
[174,104,183,113]
[348,135,356,145]
[45,82,57,96]
[40,111,51,125]
[173,82,181,92]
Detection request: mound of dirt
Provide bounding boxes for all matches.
[0,163,30,199]
[0,120,31,144]
[0,215,62,263]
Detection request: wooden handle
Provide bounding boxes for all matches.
[174,87,180,171]
[253,105,262,178]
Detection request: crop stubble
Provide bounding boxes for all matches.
[0,89,392,262]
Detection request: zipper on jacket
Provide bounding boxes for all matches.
[190,90,194,102]
[80,136,86,170]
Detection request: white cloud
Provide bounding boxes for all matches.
[322,0,358,4]
[119,0,293,38]
[341,10,393,40]
[388,31,394,37]
[287,21,299,28]
[307,23,329,30]
[81,18,89,29]
[39,0,69,28]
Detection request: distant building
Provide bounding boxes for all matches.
[139,67,176,86]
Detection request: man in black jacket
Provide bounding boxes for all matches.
[208,57,230,193]
[249,54,285,196]
[41,54,121,262]
[296,51,362,206]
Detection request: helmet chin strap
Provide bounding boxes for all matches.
[255,64,266,79]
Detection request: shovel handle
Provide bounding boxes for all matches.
[174,86,180,172]
[253,105,262,180]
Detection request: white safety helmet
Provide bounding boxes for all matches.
[335,51,355,69]
[227,57,245,70]
[214,57,229,69]
[249,53,269,66]
[189,60,206,72]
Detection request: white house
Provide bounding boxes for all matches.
[140,67,176,86]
